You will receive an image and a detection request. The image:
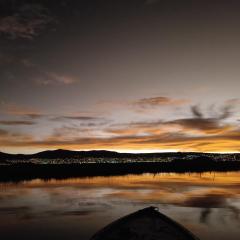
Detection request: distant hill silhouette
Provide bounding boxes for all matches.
[0,149,177,161]
[31,149,124,159]
[0,152,10,163]
[0,149,239,163]
[0,149,240,182]
[29,149,186,159]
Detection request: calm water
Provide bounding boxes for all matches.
[0,172,240,240]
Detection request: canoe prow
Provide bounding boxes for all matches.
[90,206,199,240]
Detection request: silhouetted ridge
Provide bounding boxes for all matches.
[0,150,240,164]
[32,149,122,159]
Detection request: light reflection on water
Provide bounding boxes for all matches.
[0,171,240,240]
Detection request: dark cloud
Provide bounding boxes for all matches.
[23,113,45,119]
[0,3,56,39]
[0,56,76,86]
[0,120,36,125]
[50,115,109,127]
[191,102,236,121]
[34,71,76,86]
[127,121,163,128]
[110,103,234,136]
[0,129,9,136]
[167,118,225,134]
[21,59,77,86]
[134,97,189,108]
[191,105,203,118]
[169,104,237,134]
[219,104,234,120]
[52,116,102,121]
[0,103,45,119]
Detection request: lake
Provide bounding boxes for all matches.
[0,171,240,240]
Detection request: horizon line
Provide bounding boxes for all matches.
[1,148,240,155]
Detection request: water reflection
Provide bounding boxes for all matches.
[0,172,240,240]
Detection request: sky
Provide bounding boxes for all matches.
[0,0,240,154]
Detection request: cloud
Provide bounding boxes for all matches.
[0,3,56,39]
[169,103,237,135]
[0,128,33,144]
[0,130,228,151]
[191,101,236,120]
[0,103,44,119]
[50,114,110,128]
[0,127,238,152]
[134,97,189,109]
[109,102,235,136]
[60,116,99,121]
[1,103,105,126]
[52,115,104,122]
[167,118,232,135]
[0,129,8,136]
[35,72,76,86]
[1,101,240,153]
[21,59,77,86]
[0,120,36,126]
[191,105,203,118]
[219,104,234,120]
[106,120,165,136]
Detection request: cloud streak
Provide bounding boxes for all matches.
[35,72,76,86]
[133,97,189,109]
[1,125,240,153]
[0,129,8,136]
[0,103,44,119]
[0,3,56,39]
[21,59,77,86]
[0,120,36,126]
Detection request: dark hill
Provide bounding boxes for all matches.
[32,149,123,159]
[0,149,240,164]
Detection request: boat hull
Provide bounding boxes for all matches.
[90,207,199,240]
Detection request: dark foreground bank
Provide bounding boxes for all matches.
[0,161,240,182]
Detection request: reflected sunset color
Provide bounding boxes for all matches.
[0,172,240,240]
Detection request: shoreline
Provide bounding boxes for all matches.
[0,162,240,182]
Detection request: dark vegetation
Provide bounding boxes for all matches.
[0,150,240,182]
[0,157,239,183]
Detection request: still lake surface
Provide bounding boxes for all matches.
[0,171,240,240]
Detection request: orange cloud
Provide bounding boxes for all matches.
[1,102,240,153]
[1,128,240,153]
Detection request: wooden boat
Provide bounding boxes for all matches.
[90,206,199,240]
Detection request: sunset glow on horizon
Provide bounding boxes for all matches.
[1,1,240,154]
